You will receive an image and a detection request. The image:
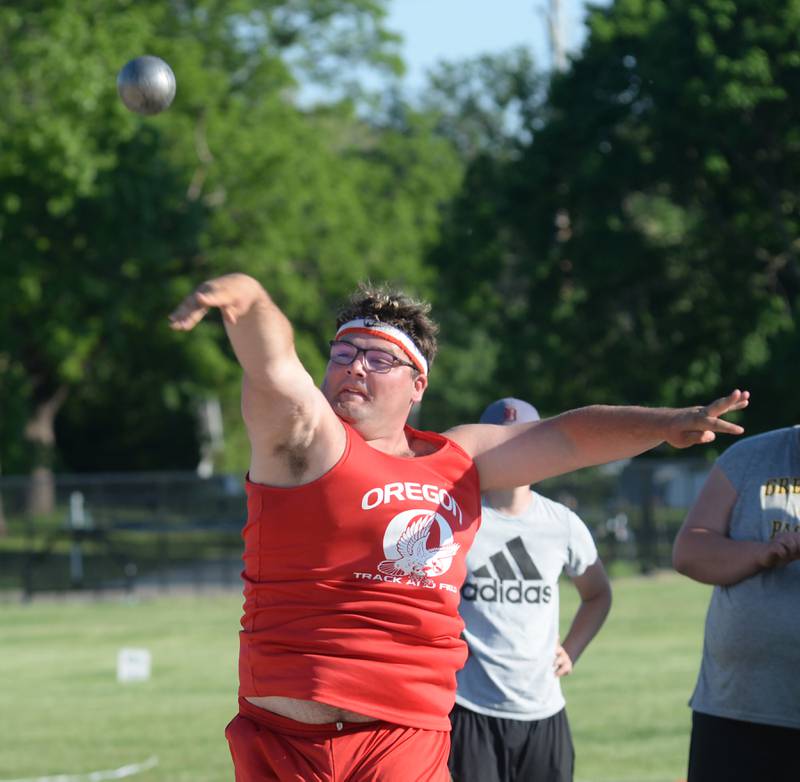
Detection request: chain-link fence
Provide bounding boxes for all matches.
[537,456,712,573]
[0,457,714,598]
[0,471,247,598]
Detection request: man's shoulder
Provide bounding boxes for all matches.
[441,422,505,459]
[531,490,584,523]
[739,426,797,448]
[718,425,798,467]
[409,424,476,464]
[480,492,584,532]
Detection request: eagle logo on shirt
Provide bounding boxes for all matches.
[378,511,461,585]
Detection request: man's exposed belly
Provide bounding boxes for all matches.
[246,695,378,724]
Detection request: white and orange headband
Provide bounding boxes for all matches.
[335,318,429,376]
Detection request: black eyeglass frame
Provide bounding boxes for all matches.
[328,340,418,374]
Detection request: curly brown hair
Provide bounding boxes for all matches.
[335,283,439,369]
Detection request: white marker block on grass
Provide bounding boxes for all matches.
[117,648,152,683]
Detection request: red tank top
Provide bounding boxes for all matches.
[238,422,482,730]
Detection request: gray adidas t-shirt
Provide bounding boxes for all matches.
[690,426,800,729]
[455,491,598,720]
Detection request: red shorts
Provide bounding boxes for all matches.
[226,698,451,781]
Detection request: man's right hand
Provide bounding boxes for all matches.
[169,272,345,487]
[169,273,266,330]
[758,531,800,569]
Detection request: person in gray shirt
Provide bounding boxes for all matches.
[449,398,612,782]
[673,426,800,782]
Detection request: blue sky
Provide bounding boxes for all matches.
[385,0,608,89]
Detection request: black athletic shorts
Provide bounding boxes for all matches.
[688,710,800,782]
[448,703,574,782]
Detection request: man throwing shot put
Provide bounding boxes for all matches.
[169,273,749,782]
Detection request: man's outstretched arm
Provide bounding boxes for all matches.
[170,273,344,485]
[447,390,750,490]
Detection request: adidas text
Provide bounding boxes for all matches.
[461,580,552,604]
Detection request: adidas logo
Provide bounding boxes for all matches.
[472,535,542,581]
[461,536,552,604]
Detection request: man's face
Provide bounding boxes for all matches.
[321,334,427,433]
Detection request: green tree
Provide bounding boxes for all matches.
[429,1,800,433]
[1,1,212,510]
[1,0,465,500]
[416,50,549,428]
[420,48,545,160]
[529,0,800,424]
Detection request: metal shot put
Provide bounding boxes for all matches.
[117,55,176,116]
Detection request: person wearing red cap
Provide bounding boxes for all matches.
[169,273,749,782]
[449,397,611,782]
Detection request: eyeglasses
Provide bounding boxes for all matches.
[328,340,417,374]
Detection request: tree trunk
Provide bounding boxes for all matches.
[637,464,657,575]
[24,386,68,517]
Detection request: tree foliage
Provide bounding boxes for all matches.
[0,0,462,478]
[5,0,800,482]
[428,0,800,435]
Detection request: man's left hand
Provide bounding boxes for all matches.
[665,389,750,449]
[554,644,573,678]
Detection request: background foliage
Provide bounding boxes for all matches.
[2,0,799,481]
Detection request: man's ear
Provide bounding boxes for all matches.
[411,373,428,403]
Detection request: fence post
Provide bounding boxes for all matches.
[637,463,658,574]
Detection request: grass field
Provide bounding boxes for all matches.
[0,572,712,782]
[560,572,711,782]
